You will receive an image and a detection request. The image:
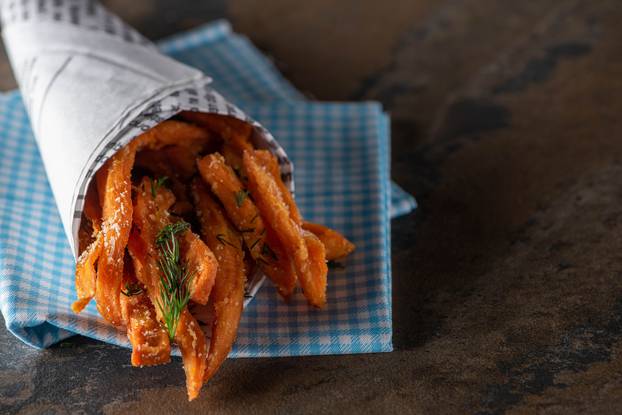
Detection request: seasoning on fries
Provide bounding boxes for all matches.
[72,112,355,400]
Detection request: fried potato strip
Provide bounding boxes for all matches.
[180,112,253,171]
[197,153,296,297]
[95,143,137,325]
[175,309,207,401]
[191,180,246,382]
[129,178,216,305]
[302,222,355,261]
[134,119,212,153]
[128,178,207,400]
[253,149,302,224]
[180,230,218,305]
[72,231,102,313]
[120,264,171,367]
[243,150,326,308]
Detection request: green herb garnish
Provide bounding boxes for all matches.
[150,176,169,198]
[121,282,143,297]
[234,189,250,207]
[155,221,193,340]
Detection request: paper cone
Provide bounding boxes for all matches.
[0,0,294,274]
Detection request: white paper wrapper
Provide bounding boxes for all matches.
[1,0,294,302]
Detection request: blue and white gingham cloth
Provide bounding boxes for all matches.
[0,21,416,355]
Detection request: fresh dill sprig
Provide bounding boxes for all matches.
[150,176,169,198]
[121,282,143,297]
[155,221,193,340]
[155,221,189,245]
[234,189,250,207]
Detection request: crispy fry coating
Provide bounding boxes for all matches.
[253,149,302,224]
[302,231,328,301]
[181,112,253,171]
[191,180,246,382]
[243,150,326,308]
[96,143,137,325]
[180,230,218,305]
[197,153,296,297]
[120,263,171,367]
[72,231,102,313]
[135,119,212,153]
[175,309,207,401]
[122,289,172,367]
[302,222,355,261]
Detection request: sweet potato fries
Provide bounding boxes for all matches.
[72,113,355,400]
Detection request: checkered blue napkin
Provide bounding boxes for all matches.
[0,21,415,355]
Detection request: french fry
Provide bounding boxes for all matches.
[197,153,296,297]
[302,231,328,302]
[243,150,326,308]
[128,178,208,400]
[180,230,218,305]
[191,180,246,382]
[180,112,253,147]
[253,149,302,224]
[120,263,171,367]
[122,289,172,367]
[71,231,102,313]
[302,222,355,261]
[95,142,137,325]
[175,309,207,401]
[254,150,355,261]
[129,178,217,306]
[135,119,212,154]
[181,112,253,171]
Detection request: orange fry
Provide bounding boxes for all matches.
[253,149,302,224]
[175,309,207,401]
[122,290,171,367]
[95,143,137,326]
[180,230,218,305]
[302,231,328,301]
[196,153,265,259]
[135,119,212,154]
[120,264,171,367]
[71,232,102,313]
[243,150,326,308]
[302,222,355,261]
[197,153,296,297]
[129,178,216,305]
[181,112,253,171]
[128,178,207,400]
[191,180,246,382]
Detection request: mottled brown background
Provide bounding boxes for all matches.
[2,0,622,414]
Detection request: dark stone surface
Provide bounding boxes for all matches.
[3,0,622,413]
